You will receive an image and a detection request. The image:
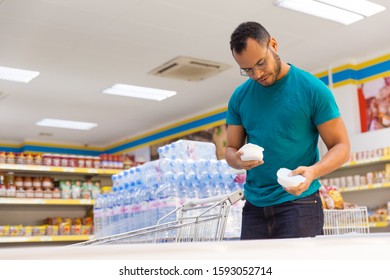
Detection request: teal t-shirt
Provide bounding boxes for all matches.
[226,64,340,207]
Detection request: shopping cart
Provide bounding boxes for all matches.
[77,190,244,246]
[323,206,370,235]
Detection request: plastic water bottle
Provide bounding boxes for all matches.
[148,183,160,226]
[128,166,142,185]
[158,158,175,173]
[193,159,209,176]
[114,185,126,234]
[99,193,109,237]
[137,185,149,229]
[93,194,103,238]
[178,181,190,205]
[199,172,214,198]
[217,172,236,189]
[111,174,120,189]
[134,166,143,185]
[157,179,180,223]
[105,191,116,236]
[182,166,201,199]
[141,160,156,172]
[129,182,142,231]
[142,170,160,187]
[217,159,231,173]
[110,186,119,234]
[182,159,195,174]
[121,169,130,185]
[123,183,132,233]
[157,144,172,159]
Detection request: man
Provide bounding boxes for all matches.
[225,21,350,239]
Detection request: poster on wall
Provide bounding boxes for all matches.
[358,75,390,132]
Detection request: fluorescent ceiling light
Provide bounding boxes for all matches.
[274,0,386,25]
[103,83,176,101]
[36,118,97,130]
[0,66,40,83]
[318,0,386,17]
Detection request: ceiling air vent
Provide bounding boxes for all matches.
[149,56,230,81]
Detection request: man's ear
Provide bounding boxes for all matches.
[270,37,278,52]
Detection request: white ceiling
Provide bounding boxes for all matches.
[1,0,389,149]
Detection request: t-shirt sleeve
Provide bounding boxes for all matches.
[226,90,242,125]
[311,81,341,126]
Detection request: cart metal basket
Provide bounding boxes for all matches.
[77,190,243,246]
[323,206,370,235]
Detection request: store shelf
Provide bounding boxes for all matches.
[369,215,390,228]
[339,155,390,170]
[340,181,390,193]
[369,221,389,228]
[0,198,94,205]
[0,164,105,246]
[325,150,390,233]
[0,163,121,175]
[0,235,93,243]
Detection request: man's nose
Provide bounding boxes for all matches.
[251,68,265,79]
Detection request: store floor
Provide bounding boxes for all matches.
[1,233,389,260]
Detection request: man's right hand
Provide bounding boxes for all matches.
[235,150,264,170]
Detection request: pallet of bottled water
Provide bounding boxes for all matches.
[84,139,244,244]
[77,190,243,245]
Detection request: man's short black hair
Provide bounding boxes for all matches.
[230,21,271,54]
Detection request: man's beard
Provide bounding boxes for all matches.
[271,51,282,83]
[264,51,282,87]
[258,51,282,87]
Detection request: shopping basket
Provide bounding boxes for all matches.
[77,190,243,245]
[323,206,370,235]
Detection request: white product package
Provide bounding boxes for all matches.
[239,143,264,161]
[277,168,306,189]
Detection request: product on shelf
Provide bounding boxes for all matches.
[320,185,345,209]
[0,150,135,171]
[59,180,72,199]
[0,151,6,163]
[320,168,388,189]
[34,154,42,165]
[368,207,388,223]
[2,172,16,197]
[54,179,101,199]
[349,146,390,162]
[0,215,94,237]
[0,174,4,196]
[6,152,15,164]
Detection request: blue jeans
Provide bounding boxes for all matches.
[241,191,324,239]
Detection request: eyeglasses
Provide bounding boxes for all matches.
[240,42,270,77]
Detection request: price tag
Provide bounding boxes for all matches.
[62,167,75,173]
[40,166,51,171]
[40,236,53,242]
[87,168,98,174]
[79,199,94,205]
